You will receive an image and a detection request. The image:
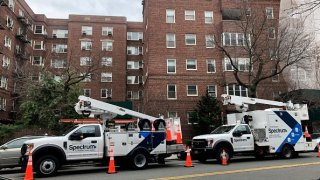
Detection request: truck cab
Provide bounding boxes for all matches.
[21,124,105,176]
[192,124,254,162]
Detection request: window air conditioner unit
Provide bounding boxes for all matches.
[82,31,86,36]
[81,47,86,50]
[108,32,112,36]
[52,34,57,38]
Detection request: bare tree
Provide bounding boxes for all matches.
[213,2,316,98]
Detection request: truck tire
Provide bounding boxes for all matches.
[216,147,231,163]
[281,144,294,159]
[35,155,59,177]
[131,151,148,169]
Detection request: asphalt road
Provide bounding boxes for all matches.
[1,153,320,180]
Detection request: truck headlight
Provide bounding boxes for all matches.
[207,138,214,147]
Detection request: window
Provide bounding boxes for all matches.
[224,58,250,71]
[186,59,197,70]
[235,125,251,134]
[266,7,274,19]
[8,0,14,11]
[167,59,176,74]
[166,33,176,48]
[273,91,281,100]
[127,61,142,69]
[268,28,275,39]
[207,85,216,97]
[81,73,91,82]
[102,27,113,36]
[101,73,112,82]
[185,10,195,20]
[271,69,279,82]
[185,34,196,45]
[101,89,112,98]
[34,25,44,34]
[127,76,142,84]
[127,32,143,40]
[225,84,248,97]
[30,73,40,81]
[54,75,63,82]
[0,97,6,111]
[207,59,216,73]
[6,16,13,28]
[52,44,67,53]
[187,85,198,96]
[222,32,249,46]
[205,34,214,48]
[74,125,101,138]
[0,76,8,89]
[127,46,143,55]
[290,67,307,81]
[83,89,91,97]
[187,112,196,124]
[34,41,44,50]
[51,59,66,68]
[80,57,91,66]
[32,56,44,66]
[52,29,68,38]
[2,55,10,68]
[166,9,175,23]
[168,112,177,118]
[269,49,277,60]
[204,11,213,24]
[101,57,112,66]
[167,84,177,99]
[82,26,92,35]
[81,41,92,50]
[4,36,12,49]
[102,41,113,51]
[127,91,141,100]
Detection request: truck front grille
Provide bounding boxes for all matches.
[192,139,207,148]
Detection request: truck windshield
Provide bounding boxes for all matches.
[211,125,235,134]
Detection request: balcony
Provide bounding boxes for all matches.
[0,0,8,6]
[15,49,29,60]
[17,17,32,27]
[16,33,30,43]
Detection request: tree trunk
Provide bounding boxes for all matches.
[248,86,257,98]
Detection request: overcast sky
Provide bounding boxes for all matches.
[25,0,143,21]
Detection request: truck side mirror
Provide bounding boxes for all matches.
[233,131,242,137]
[0,145,8,150]
[69,132,83,141]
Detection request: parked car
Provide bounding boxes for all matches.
[0,136,45,170]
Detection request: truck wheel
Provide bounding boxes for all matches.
[35,155,59,177]
[131,151,148,169]
[281,145,294,159]
[216,147,231,163]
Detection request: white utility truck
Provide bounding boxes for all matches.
[21,96,184,177]
[192,94,317,163]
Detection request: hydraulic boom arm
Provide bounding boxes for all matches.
[75,95,158,121]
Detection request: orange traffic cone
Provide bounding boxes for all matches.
[24,152,34,180]
[107,148,116,174]
[184,147,193,167]
[166,123,172,142]
[221,149,228,166]
[176,125,182,144]
[305,126,311,139]
[317,144,320,158]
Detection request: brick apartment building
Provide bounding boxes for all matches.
[0,0,286,139]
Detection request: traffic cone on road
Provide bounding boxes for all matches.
[166,123,172,142]
[305,126,311,139]
[317,144,320,158]
[24,152,34,180]
[184,147,194,167]
[221,149,228,166]
[107,148,116,174]
[176,125,182,144]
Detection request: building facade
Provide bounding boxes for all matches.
[0,0,286,139]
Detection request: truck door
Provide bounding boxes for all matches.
[66,125,103,160]
[232,125,254,151]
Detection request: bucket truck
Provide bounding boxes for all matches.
[192,94,317,163]
[20,96,184,177]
